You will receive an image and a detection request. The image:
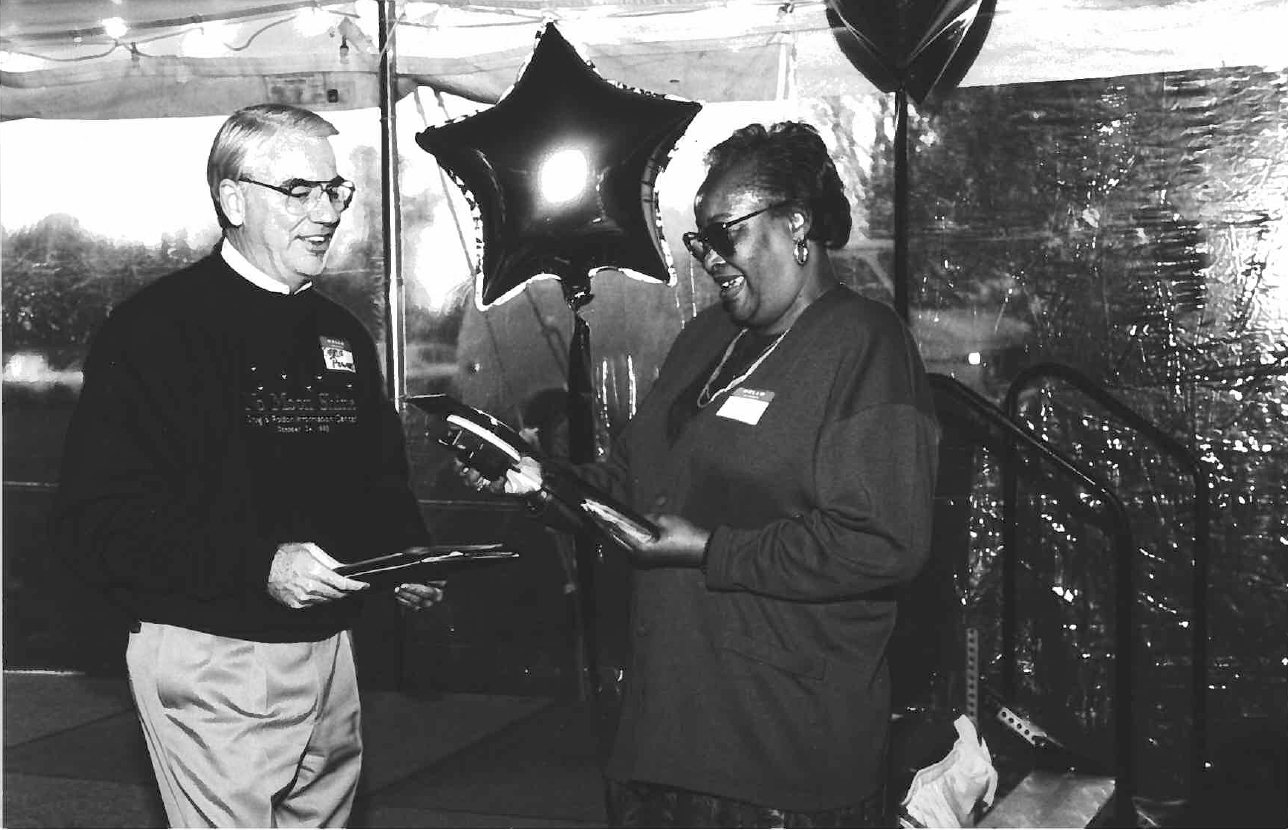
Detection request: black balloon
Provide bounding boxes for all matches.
[826,0,996,104]
[415,24,701,307]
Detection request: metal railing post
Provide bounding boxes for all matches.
[1005,361,1210,796]
[933,374,1136,824]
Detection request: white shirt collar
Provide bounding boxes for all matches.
[220,241,313,295]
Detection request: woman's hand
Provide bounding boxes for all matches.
[453,455,544,496]
[629,514,710,568]
[394,580,446,611]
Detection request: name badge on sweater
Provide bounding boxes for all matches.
[716,387,774,425]
[320,337,355,373]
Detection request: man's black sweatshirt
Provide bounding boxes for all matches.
[52,253,430,642]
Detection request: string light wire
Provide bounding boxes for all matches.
[2,0,820,67]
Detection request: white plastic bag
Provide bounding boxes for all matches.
[899,714,999,828]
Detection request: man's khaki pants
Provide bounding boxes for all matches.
[127,622,362,828]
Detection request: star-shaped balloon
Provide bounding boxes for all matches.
[826,0,996,104]
[415,24,702,308]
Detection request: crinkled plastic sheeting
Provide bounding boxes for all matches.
[904,67,1287,804]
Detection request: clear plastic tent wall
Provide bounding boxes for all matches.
[895,68,1288,801]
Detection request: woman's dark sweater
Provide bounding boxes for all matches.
[53,253,430,642]
[582,286,940,809]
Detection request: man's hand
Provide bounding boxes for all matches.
[268,542,369,609]
[395,580,446,611]
[629,514,710,568]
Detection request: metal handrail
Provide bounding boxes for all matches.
[1004,361,1209,796]
[929,373,1136,826]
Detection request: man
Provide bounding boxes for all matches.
[53,103,440,827]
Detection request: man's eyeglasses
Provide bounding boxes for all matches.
[682,202,788,261]
[238,176,356,215]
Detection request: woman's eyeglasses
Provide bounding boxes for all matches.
[239,176,356,215]
[682,202,788,261]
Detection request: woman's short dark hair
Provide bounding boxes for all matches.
[703,121,851,249]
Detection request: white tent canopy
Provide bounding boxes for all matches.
[3,0,1285,120]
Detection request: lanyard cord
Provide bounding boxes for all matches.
[696,328,788,408]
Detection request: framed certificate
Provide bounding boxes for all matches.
[335,544,518,587]
[408,394,659,546]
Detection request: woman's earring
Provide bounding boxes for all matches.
[794,238,809,266]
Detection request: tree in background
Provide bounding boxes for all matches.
[2,215,210,368]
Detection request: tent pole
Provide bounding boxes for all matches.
[379,0,406,409]
[894,88,909,322]
[376,0,409,695]
[775,38,791,100]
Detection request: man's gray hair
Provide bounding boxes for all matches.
[206,103,339,229]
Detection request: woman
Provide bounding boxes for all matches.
[467,121,939,826]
